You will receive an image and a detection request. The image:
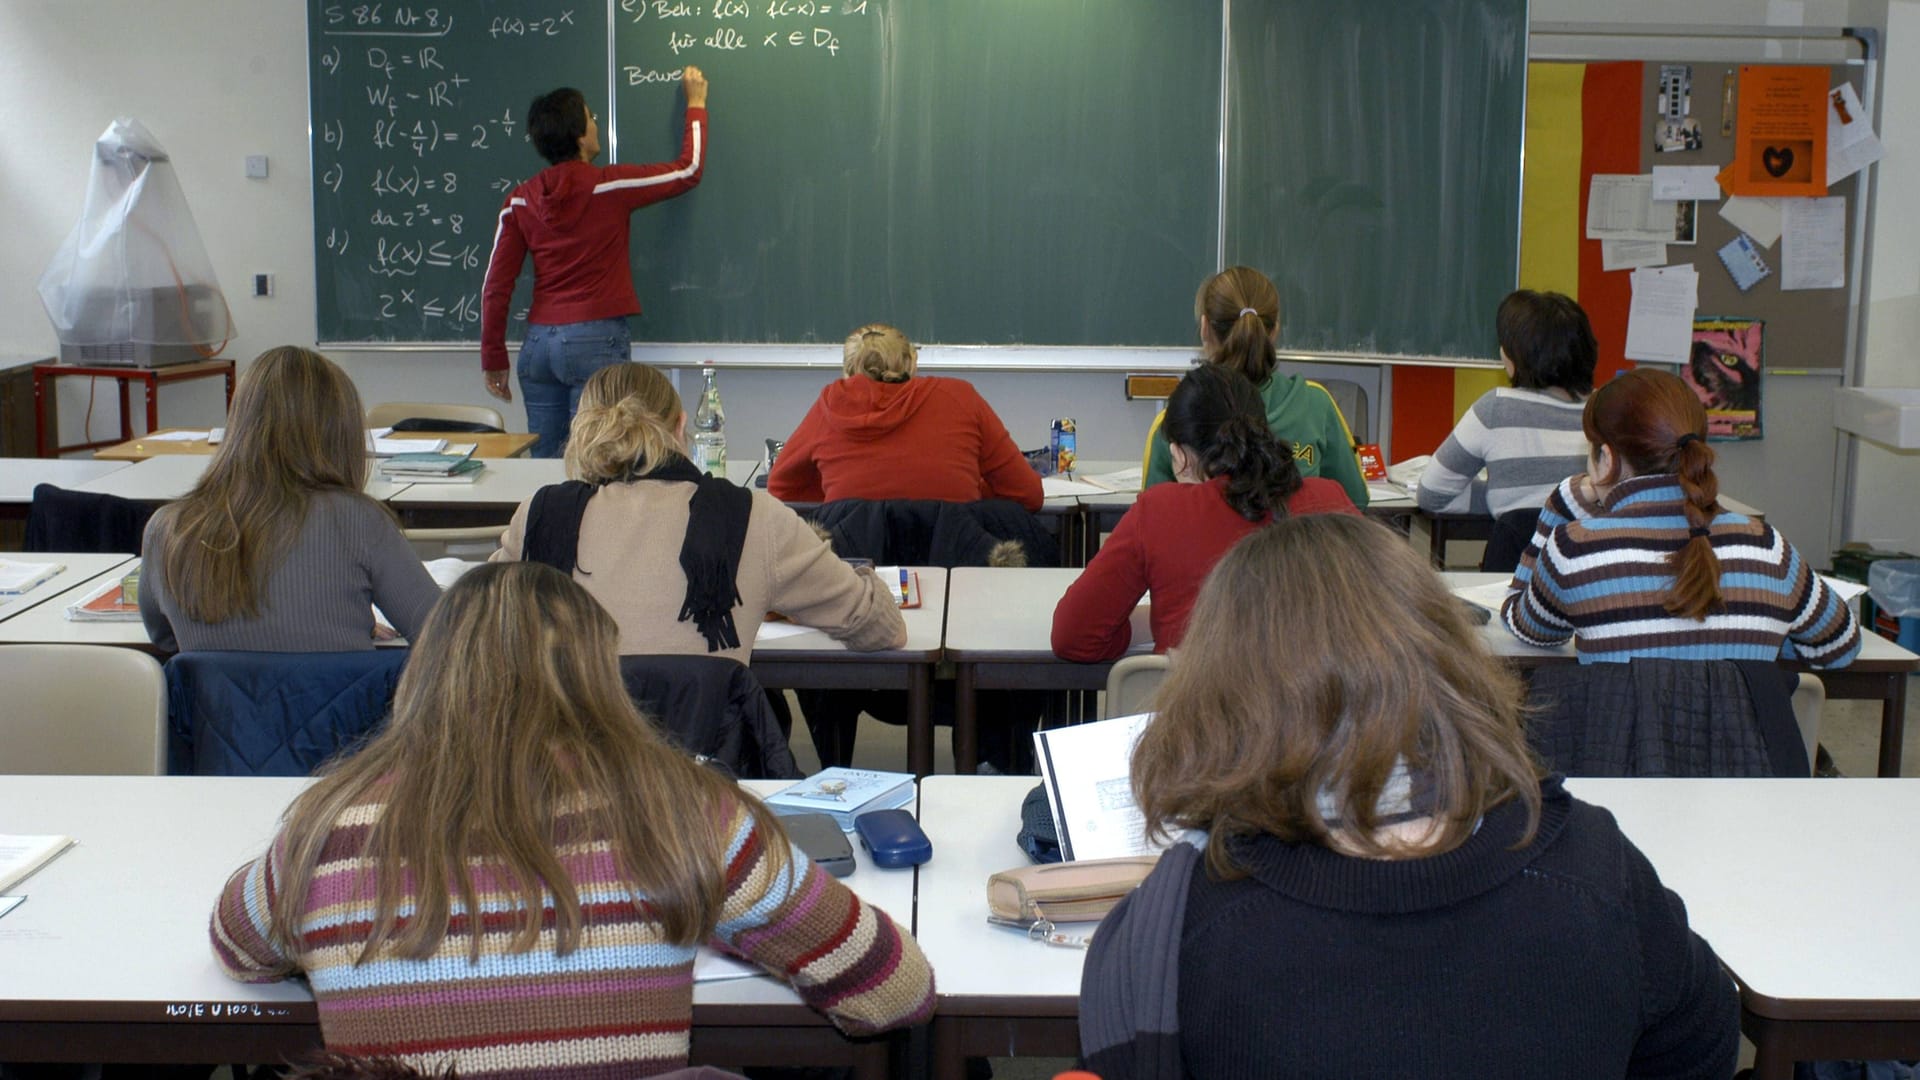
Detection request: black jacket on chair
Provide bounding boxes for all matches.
[619,654,801,780]
[806,498,1058,567]
[1524,658,1808,777]
[25,484,156,554]
[165,650,408,776]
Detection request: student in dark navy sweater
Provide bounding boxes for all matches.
[1051,365,1355,662]
[1082,513,1738,1080]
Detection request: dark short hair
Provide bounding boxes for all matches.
[1495,290,1597,395]
[528,87,588,165]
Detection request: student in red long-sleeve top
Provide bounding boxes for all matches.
[768,323,1043,512]
[479,69,709,459]
[1053,365,1357,662]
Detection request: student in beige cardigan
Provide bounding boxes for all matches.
[493,363,904,663]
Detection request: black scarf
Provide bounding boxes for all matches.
[523,457,754,652]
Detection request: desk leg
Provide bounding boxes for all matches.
[143,370,159,436]
[224,366,236,413]
[932,1018,967,1080]
[33,367,51,458]
[1878,672,1910,778]
[955,663,978,776]
[1751,1037,1794,1080]
[908,663,933,778]
[117,378,133,441]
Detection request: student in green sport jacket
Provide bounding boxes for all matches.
[1141,266,1369,507]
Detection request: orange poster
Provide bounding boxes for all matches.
[1726,66,1829,196]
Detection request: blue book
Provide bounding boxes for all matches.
[766,768,917,831]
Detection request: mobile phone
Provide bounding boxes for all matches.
[780,812,855,877]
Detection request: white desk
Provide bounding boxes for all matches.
[917,776,1082,1080]
[0,553,134,624]
[74,456,413,504]
[944,567,1152,773]
[1570,778,1920,1078]
[0,459,133,508]
[0,776,914,1073]
[0,563,156,649]
[1450,571,1920,776]
[385,458,566,529]
[751,567,950,776]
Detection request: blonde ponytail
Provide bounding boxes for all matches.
[565,364,687,483]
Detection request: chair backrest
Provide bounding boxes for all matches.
[1480,507,1544,573]
[24,484,155,554]
[1315,378,1369,446]
[164,650,408,776]
[808,499,1060,568]
[404,526,505,561]
[619,654,800,780]
[0,644,166,774]
[1104,654,1171,720]
[366,401,507,432]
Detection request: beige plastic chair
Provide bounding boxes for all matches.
[405,525,506,561]
[366,401,507,431]
[0,644,166,775]
[1791,673,1825,767]
[1104,654,1172,719]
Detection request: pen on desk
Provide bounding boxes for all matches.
[898,568,910,606]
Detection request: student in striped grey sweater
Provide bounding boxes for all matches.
[211,563,934,1078]
[1418,290,1595,519]
[1503,368,1859,667]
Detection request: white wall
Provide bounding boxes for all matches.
[0,0,1909,552]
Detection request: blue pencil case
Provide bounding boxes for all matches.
[853,808,932,868]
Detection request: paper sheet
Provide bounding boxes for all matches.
[755,621,815,642]
[1624,265,1700,364]
[1041,476,1109,498]
[1452,581,1515,615]
[139,430,209,442]
[1366,483,1411,504]
[1727,65,1829,197]
[1781,196,1846,291]
[1651,165,1724,201]
[1826,83,1883,185]
[1033,712,1161,861]
[695,949,767,983]
[1819,575,1870,604]
[1716,234,1773,292]
[1586,175,1672,242]
[0,560,63,594]
[1080,467,1142,493]
[0,896,22,921]
[1602,239,1670,272]
[1719,197,1784,249]
[422,558,482,590]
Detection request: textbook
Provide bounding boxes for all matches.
[0,834,75,893]
[765,768,917,832]
[379,452,484,482]
[64,573,142,622]
[0,560,63,596]
[1033,712,1163,861]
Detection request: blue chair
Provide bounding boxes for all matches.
[164,650,408,776]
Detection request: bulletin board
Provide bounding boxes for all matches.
[1622,60,1864,373]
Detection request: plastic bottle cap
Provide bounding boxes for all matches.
[1052,1073,1103,1080]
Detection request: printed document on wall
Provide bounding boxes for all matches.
[1624,265,1699,365]
[1781,197,1846,291]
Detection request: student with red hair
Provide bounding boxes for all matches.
[1503,368,1859,668]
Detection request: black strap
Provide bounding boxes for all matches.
[522,460,753,653]
[1733,661,1813,777]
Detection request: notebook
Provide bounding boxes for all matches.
[0,560,63,596]
[0,835,75,893]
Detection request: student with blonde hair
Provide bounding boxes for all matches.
[494,362,905,661]
[139,345,439,651]
[767,322,1042,511]
[1081,514,1738,1078]
[1141,266,1368,506]
[212,562,935,1075]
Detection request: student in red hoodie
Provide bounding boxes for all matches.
[768,323,1043,512]
[1053,364,1358,662]
[479,69,708,458]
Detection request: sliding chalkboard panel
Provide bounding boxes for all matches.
[613,0,1223,345]
[1225,0,1527,360]
[308,1,607,342]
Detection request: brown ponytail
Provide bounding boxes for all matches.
[1583,368,1724,619]
[1195,266,1281,384]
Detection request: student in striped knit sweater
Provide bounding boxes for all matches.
[1417,289,1596,519]
[1503,368,1860,667]
[211,562,934,1077]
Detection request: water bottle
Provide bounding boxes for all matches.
[691,361,727,477]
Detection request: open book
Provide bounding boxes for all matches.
[1,835,75,893]
[1033,712,1163,861]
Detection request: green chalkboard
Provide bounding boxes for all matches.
[308,0,1525,356]
[613,0,1223,345]
[307,0,607,342]
[1225,0,1527,360]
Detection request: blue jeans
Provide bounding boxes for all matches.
[518,317,631,458]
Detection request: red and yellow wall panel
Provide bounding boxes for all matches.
[1389,61,1642,458]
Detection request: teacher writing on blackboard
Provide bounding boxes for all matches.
[479,67,709,458]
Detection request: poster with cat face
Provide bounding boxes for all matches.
[1686,317,1764,440]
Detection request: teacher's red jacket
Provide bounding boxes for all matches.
[479,107,706,372]
[768,375,1043,512]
